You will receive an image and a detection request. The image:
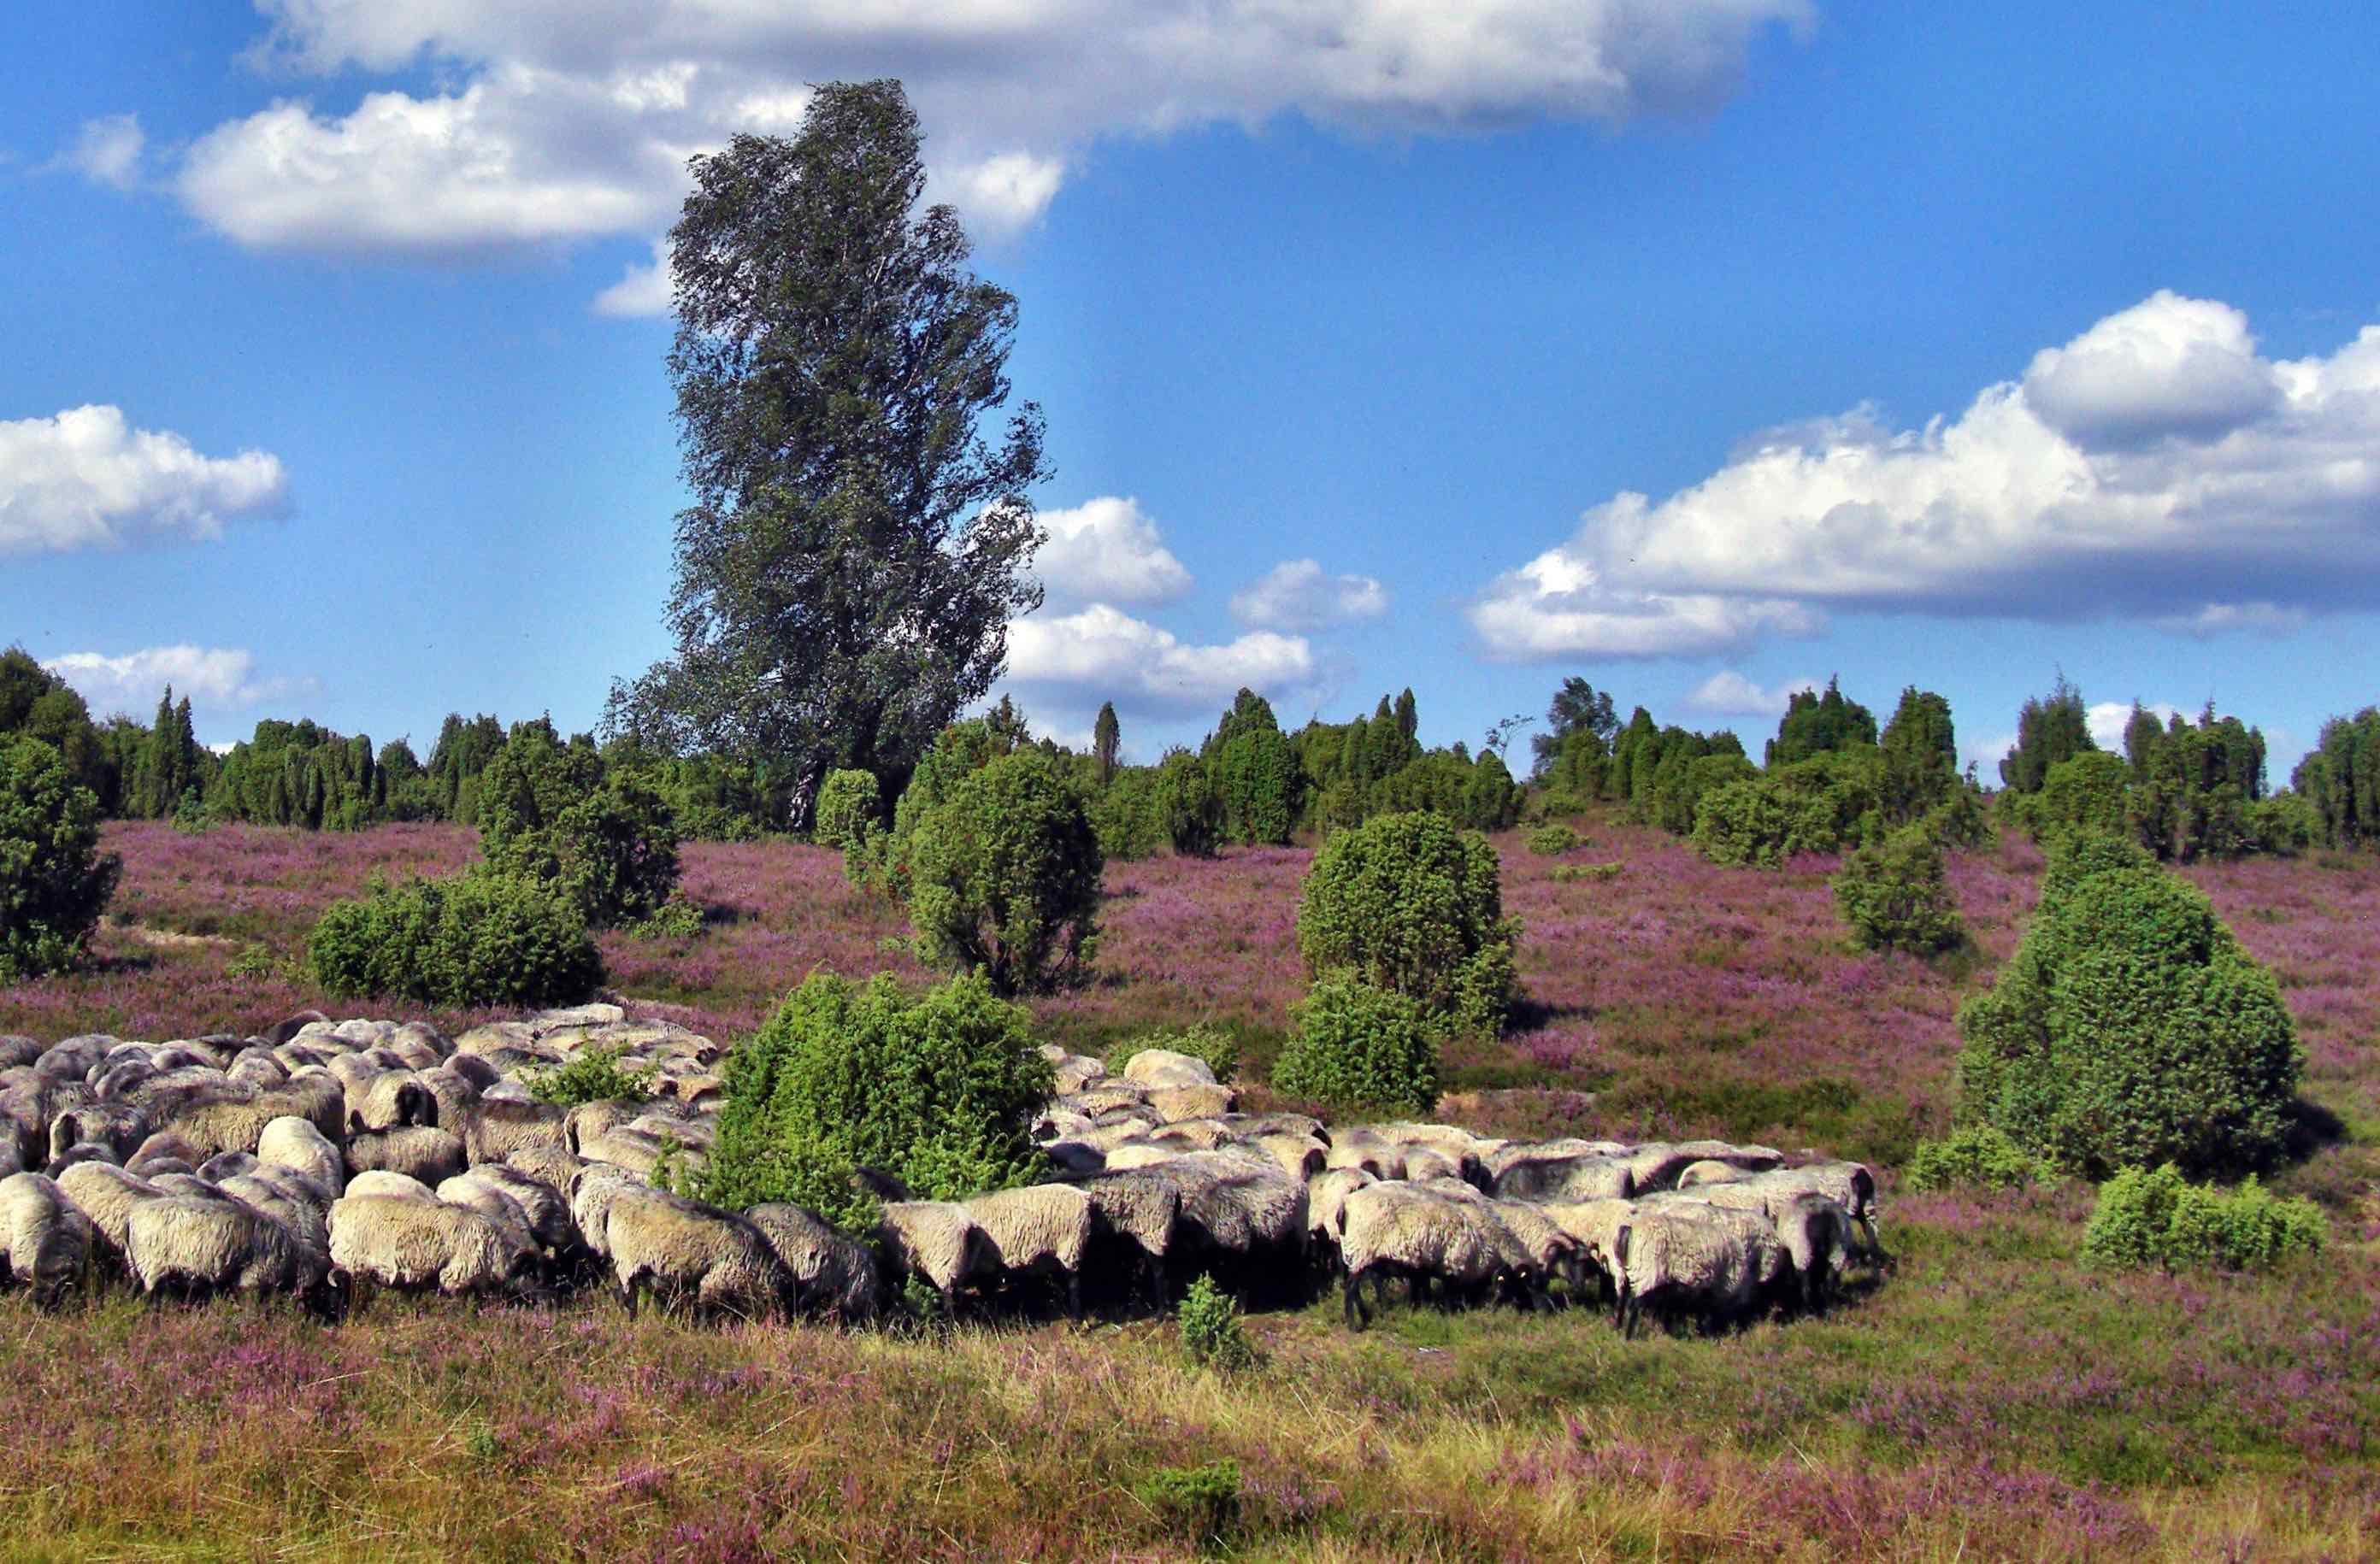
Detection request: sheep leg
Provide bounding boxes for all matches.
[1064,1268,1082,1321]
[1342,1267,1370,1332]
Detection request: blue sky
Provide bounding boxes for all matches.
[4,2,2377,781]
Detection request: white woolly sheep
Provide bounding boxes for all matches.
[1336,1180,1530,1329]
[351,1069,438,1135]
[1303,1166,1377,1272]
[875,1201,999,1311]
[345,1126,465,1185]
[1066,1168,1182,1308]
[128,1191,322,1306]
[600,1185,789,1320]
[1689,1181,1853,1310]
[56,1160,161,1260]
[1492,1151,1635,1203]
[48,1102,150,1165]
[1608,1198,1784,1338]
[256,1116,345,1199]
[1120,1049,1217,1090]
[1,1172,94,1306]
[963,1183,1096,1315]
[745,1202,884,1324]
[327,1191,536,1298]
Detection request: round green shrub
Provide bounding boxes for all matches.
[1176,1273,1258,1372]
[1955,855,2301,1179]
[1526,822,1579,856]
[905,750,1104,996]
[2032,750,2130,842]
[1690,750,1882,867]
[308,867,604,1008]
[1904,1125,2048,1192]
[2081,1163,2326,1272]
[1151,749,1222,857]
[813,767,882,852]
[1295,810,1517,1037]
[697,970,1053,1233]
[0,734,121,981]
[523,1046,656,1107]
[1832,825,1965,955]
[1271,974,1440,1115]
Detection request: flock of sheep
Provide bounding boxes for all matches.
[0,1005,1885,1337]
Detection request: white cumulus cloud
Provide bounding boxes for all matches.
[1470,292,2380,660]
[1682,670,1817,717]
[0,405,290,555]
[57,114,146,190]
[1004,603,1313,714]
[592,234,674,317]
[42,645,315,720]
[166,1,1810,271]
[1034,496,1194,609]
[1229,559,1387,632]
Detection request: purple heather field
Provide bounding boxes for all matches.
[3,813,2377,1559]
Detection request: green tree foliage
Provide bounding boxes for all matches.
[608,81,1050,829]
[308,868,603,1008]
[0,733,121,980]
[1093,701,1121,787]
[817,765,887,884]
[1529,677,1619,780]
[2031,750,2132,840]
[479,721,682,927]
[1998,673,2094,794]
[1295,810,1517,1038]
[1831,825,1965,955]
[2081,1164,2326,1272]
[1271,974,1440,1114]
[1690,749,1884,867]
[523,1046,656,1108]
[1152,748,1222,857]
[904,749,1103,995]
[1215,725,1301,845]
[697,970,1052,1232]
[211,717,382,830]
[1878,687,1959,824]
[1955,841,2301,1178]
[2291,707,2380,847]
[427,713,508,826]
[1766,677,1877,768]
[1176,1273,1259,1372]
[1605,706,1663,803]
[2127,704,2266,862]
[0,646,114,809]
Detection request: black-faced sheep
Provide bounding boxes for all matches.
[599,1186,789,1321]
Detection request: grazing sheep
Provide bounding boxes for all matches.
[345,1170,438,1202]
[1,1173,94,1306]
[1674,1160,1749,1190]
[127,1191,321,1305]
[1148,1084,1236,1123]
[351,1069,438,1135]
[1336,1181,1529,1329]
[1121,1049,1217,1090]
[1065,1168,1181,1309]
[226,1049,289,1091]
[1050,1055,1108,1096]
[436,1174,541,1261]
[49,1102,150,1165]
[1303,1166,1378,1273]
[963,1184,1096,1315]
[455,1164,577,1257]
[127,1129,206,1176]
[1692,1182,1853,1310]
[1064,1085,1149,1120]
[1254,1132,1328,1182]
[567,1162,645,1265]
[1607,1199,1783,1338]
[197,1151,261,1183]
[34,1036,110,1085]
[327,1191,536,1298]
[165,1075,345,1158]
[565,1098,642,1154]
[875,1201,999,1312]
[55,1160,160,1261]
[600,1186,788,1320]
[1493,1152,1635,1203]
[504,1143,590,1195]
[1744,1161,1882,1255]
[344,1126,466,1186]
[459,1097,569,1167]
[1147,1118,1239,1152]
[256,1117,345,1199]
[219,1172,332,1262]
[745,1203,884,1324]
[1397,1147,1463,1185]
[1149,1148,1309,1303]
[1324,1130,1408,1181]
[0,1038,42,1072]
[1482,1138,1623,1179]
[577,1126,671,1179]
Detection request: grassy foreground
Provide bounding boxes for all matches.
[2,812,2375,1558]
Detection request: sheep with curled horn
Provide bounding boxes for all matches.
[1,1172,95,1308]
[745,1203,884,1325]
